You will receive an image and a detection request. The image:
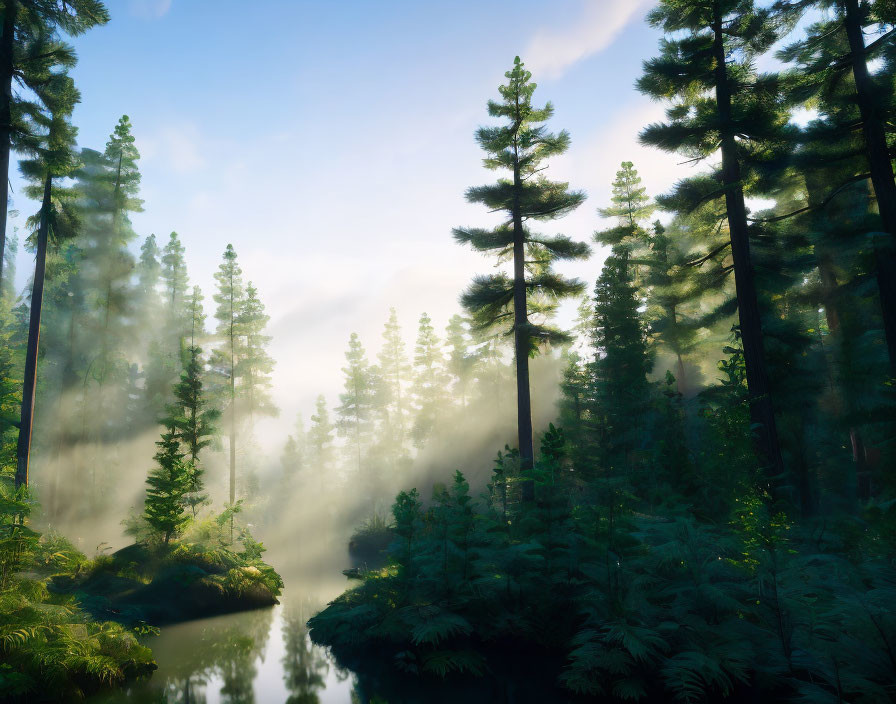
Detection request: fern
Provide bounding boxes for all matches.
[421,649,487,677]
[410,612,472,646]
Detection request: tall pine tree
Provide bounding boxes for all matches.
[639,0,789,492]
[453,57,589,498]
[212,244,245,506]
[14,73,79,488]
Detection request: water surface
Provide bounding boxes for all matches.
[89,588,356,703]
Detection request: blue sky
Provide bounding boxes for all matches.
[10,0,694,438]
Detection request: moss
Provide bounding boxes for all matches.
[50,540,282,628]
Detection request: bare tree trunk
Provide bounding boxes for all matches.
[0,1,15,289]
[512,123,534,503]
[711,5,786,494]
[15,174,51,488]
[843,0,896,370]
[229,281,237,507]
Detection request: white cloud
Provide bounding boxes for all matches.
[128,0,172,19]
[525,0,654,79]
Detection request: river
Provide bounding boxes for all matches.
[87,574,358,703]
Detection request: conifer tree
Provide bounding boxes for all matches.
[638,1,789,489]
[0,0,109,288]
[308,394,334,480]
[161,231,189,342]
[76,115,142,402]
[641,220,702,396]
[134,234,162,360]
[14,73,80,488]
[0,299,20,474]
[453,57,589,497]
[761,23,894,501]
[280,413,306,489]
[595,161,656,309]
[280,435,300,484]
[775,0,896,368]
[143,427,191,545]
[597,161,656,247]
[591,247,654,477]
[167,345,219,516]
[336,333,376,477]
[445,314,474,407]
[137,234,161,300]
[376,307,410,455]
[237,282,277,423]
[211,244,244,506]
[1,232,15,302]
[409,312,445,447]
[186,285,205,347]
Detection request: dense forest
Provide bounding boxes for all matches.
[1,0,896,702]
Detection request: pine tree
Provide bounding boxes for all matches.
[237,282,277,423]
[375,308,410,471]
[0,285,21,474]
[638,1,789,491]
[453,56,589,498]
[186,285,205,348]
[14,73,80,488]
[134,234,162,364]
[1,231,15,302]
[591,248,654,477]
[280,435,300,483]
[0,0,109,289]
[642,220,703,396]
[775,0,896,366]
[143,427,191,545]
[211,244,245,507]
[76,115,143,412]
[445,314,474,407]
[308,394,334,482]
[773,0,896,413]
[409,312,445,448]
[161,231,189,344]
[598,161,656,243]
[336,333,376,478]
[136,234,161,301]
[280,413,306,489]
[167,345,219,516]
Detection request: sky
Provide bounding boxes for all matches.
[9,0,694,443]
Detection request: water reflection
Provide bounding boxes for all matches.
[281,598,345,704]
[88,593,353,704]
[87,582,567,703]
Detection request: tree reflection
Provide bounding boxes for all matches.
[282,599,331,704]
[212,609,273,703]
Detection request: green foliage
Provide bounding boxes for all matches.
[337,332,377,476]
[409,312,446,447]
[454,56,589,348]
[0,482,155,701]
[314,415,896,701]
[143,428,192,545]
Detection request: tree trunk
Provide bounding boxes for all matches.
[229,290,237,506]
[512,128,535,503]
[0,1,14,289]
[15,174,52,488]
[843,0,896,370]
[711,6,786,494]
[229,387,236,505]
[675,352,687,397]
[808,166,870,504]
